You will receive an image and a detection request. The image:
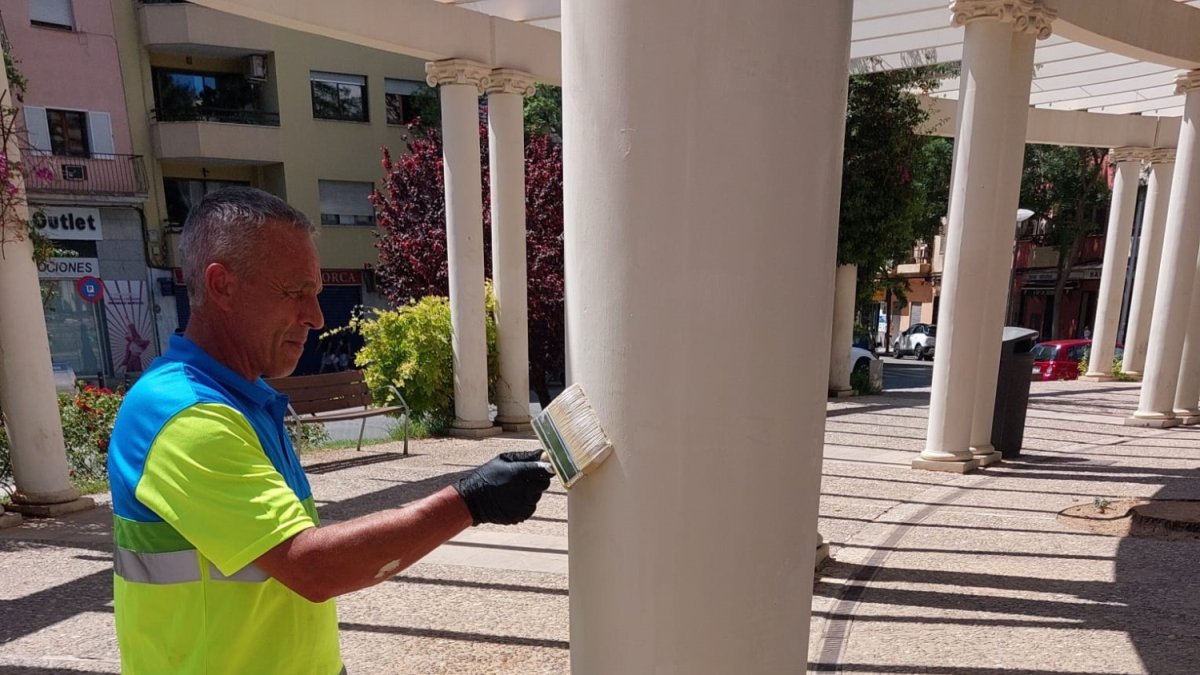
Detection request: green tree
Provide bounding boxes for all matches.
[1018,144,1111,339]
[402,83,561,139]
[839,62,954,309]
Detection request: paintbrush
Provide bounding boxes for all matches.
[531,383,614,488]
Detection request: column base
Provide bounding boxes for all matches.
[495,415,533,432]
[828,386,855,399]
[1173,409,1200,425]
[448,421,503,439]
[7,496,95,518]
[0,508,21,529]
[1121,371,1142,381]
[496,415,535,429]
[912,457,979,474]
[969,443,1002,467]
[1079,373,1115,382]
[814,541,831,570]
[1124,412,1181,428]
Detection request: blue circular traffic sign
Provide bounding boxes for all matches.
[76,276,103,303]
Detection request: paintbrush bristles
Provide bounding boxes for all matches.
[544,385,610,464]
[533,383,614,488]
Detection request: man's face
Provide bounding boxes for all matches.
[228,222,324,378]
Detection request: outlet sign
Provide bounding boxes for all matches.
[31,206,103,240]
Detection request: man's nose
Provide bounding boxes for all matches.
[303,294,325,330]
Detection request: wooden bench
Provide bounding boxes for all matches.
[266,369,411,454]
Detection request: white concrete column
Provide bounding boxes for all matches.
[563,1,852,671]
[828,264,857,397]
[486,69,535,432]
[1122,151,1175,377]
[967,27,1038,467]
[1082,149,1147,381]
[1174,244,1200,422]
[0,50,92,518]
[1128,72,1200,428]
[918,1,1055,473]
[426,59,501,438]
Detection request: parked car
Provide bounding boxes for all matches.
[892,323,936,360]
[1030,339,1123,381]
[851,346,878,375]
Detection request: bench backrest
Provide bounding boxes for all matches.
[266,370,372,415]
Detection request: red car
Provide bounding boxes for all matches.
[1030,339,1122,381]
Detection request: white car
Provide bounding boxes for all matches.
[892,323,937,360]
[851,346,878,375]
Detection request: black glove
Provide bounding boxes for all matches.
[455,450,552,525]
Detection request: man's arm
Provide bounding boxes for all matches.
[255,485,472,603]
[255,451,551,603]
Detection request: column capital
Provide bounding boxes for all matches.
[425,58,492,93]
[950,0,1056,39]
[1176,69,1200,95]
[486,69,537,97]
[1148,148,1177,164]
[1109,147,1151,164]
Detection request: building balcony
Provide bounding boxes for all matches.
[895,261,931,276]
[23,154,148,198]
[138,1,272,56]
[151,115,282,164]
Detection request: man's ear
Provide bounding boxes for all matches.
[203,262,238,312]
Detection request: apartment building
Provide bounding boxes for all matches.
[6,1,430,379]
[6,0,151,383]
[108,0,427,374]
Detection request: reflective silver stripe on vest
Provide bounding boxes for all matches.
[114,548,201,584]
[115,549,271,584]
[209,562,270,583]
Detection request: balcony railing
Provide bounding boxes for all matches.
[152,106,280,126]
[23,154,148,197]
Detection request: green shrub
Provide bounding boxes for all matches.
[1077,354,1136,382]
[850,369,881,395]
[58,385,123,484]
[0,385,123,497]
[287,422,331,453]
[339,286,498,435]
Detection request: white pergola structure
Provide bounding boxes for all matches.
[5,0,1200,669]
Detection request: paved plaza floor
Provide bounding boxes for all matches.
[2,377,1199,674]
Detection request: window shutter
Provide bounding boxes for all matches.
[87,111,115,157]
[28,0,74,29]
[385,79,423,96]
[318,180,375,222]
[23,105,50,153]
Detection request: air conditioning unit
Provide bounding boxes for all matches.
[245,54,268,82]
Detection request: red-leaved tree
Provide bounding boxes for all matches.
[371,126,564,407]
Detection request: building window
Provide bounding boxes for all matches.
[318,180,376,226]
[24,107,114,157]
[152,68,266,124]
[311,72,368,122]
[163,178,250,226]
[29,0,74,30]
[47,109,89,157]
[384,79,424,125]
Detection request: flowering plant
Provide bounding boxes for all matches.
[57,385,124,483]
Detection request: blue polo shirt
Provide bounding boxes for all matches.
[107,335,342,674]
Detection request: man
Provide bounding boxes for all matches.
[107,187,551,674]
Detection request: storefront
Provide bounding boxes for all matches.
[34,205,158,384]
[170,267,375,376]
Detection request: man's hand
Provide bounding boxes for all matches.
[455,450,553,525]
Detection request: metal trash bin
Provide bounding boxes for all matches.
[991,327,1039,459]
